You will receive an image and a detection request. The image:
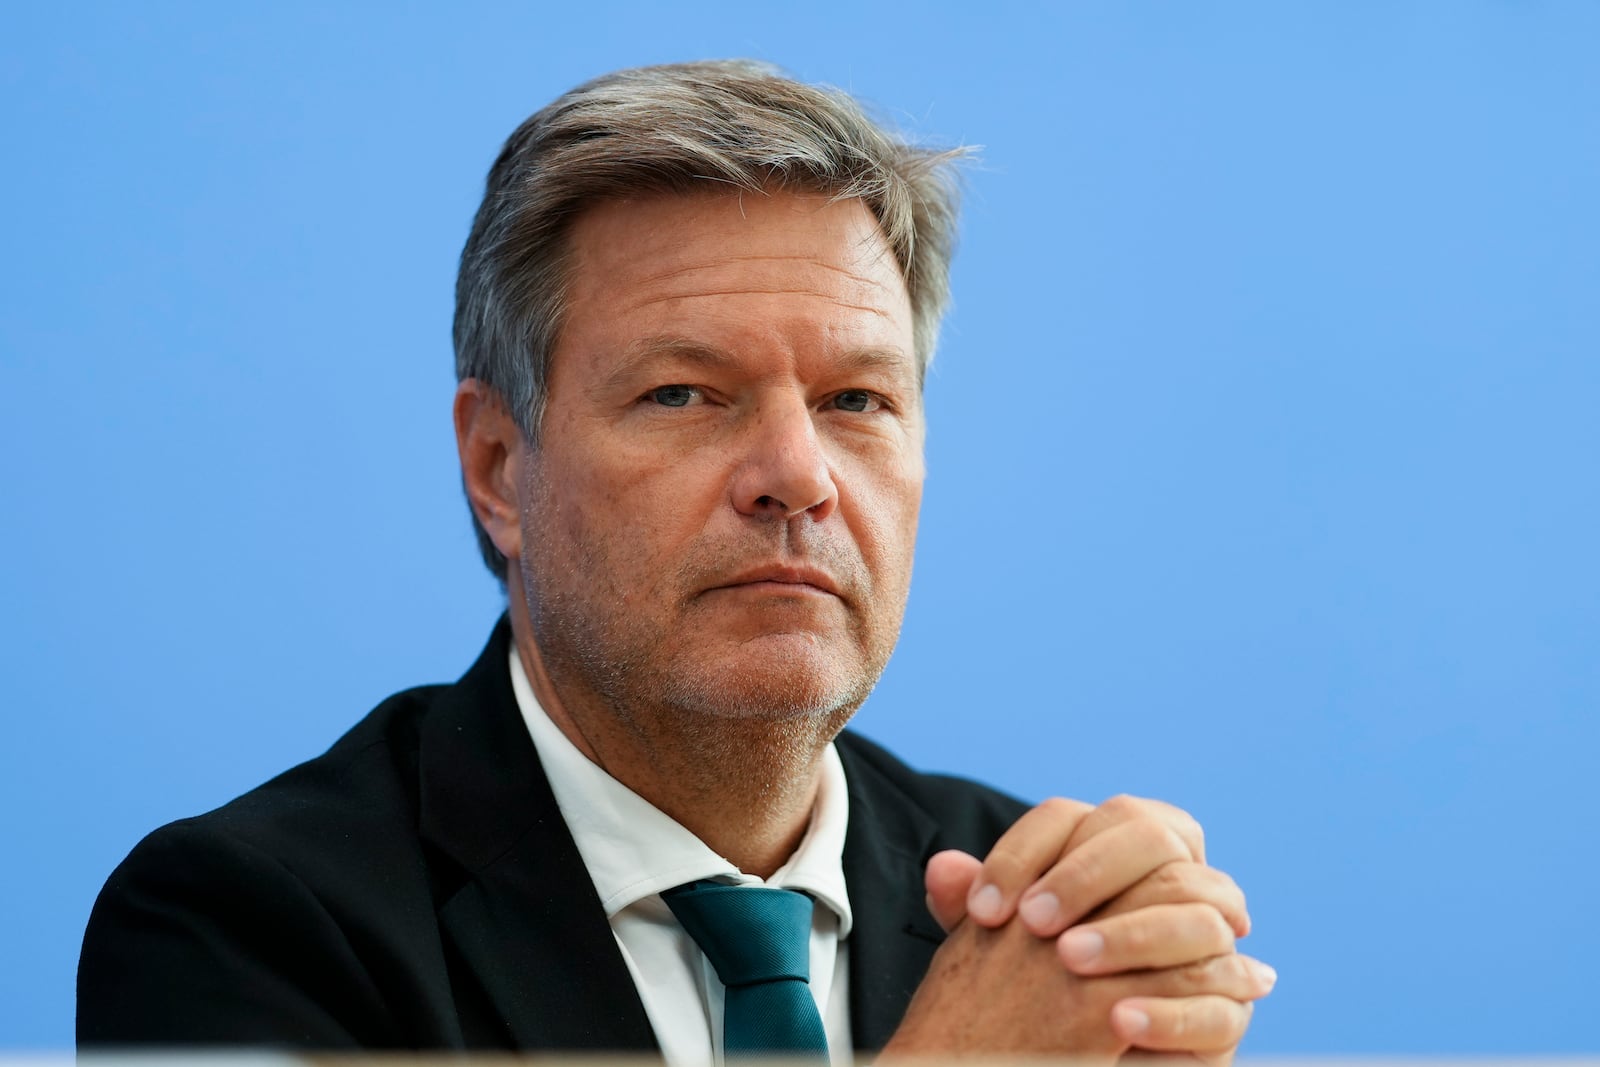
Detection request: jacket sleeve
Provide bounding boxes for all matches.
[77,820,392,1048]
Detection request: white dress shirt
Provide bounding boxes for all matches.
[509,648,855,1066]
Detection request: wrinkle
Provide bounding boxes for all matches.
[641,254,896,293]
[629,288,894,317]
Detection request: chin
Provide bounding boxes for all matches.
[659,635,878,721]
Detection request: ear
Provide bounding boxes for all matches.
[454,378,527,566]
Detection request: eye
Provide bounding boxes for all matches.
[645,384,701,408]
[831,390,883,413]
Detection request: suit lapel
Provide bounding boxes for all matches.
[418,619,658,1052]
[413,622,956,1052]
[837,739,946,1053]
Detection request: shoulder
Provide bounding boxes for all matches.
[78,682,457,1046]
[151,681,444,879]
[94,674,464,922]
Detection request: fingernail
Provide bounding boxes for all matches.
[1251,960,1278,992]
[969,883,1003,922]
[1019,891,1060,931]
[1058,927,1104,969]
[1114,1003,1150,1037]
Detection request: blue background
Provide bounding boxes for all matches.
[3,1,1597,1053]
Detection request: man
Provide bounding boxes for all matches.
[79,60,1273,1060]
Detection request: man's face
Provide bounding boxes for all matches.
[517,189,924,725]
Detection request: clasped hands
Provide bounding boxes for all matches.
[884,795,1275,1062]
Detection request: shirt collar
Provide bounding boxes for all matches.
[508,645,853,937]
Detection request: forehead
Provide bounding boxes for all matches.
[556,189,915,366]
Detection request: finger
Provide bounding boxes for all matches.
[965,797,1094,926]
[1111,952,1277,1003]
[1112,996,1254,1053]
[1064,794,1206,864]
[923,849,982,933]
[1090,861,1251,939]
[1059,903,1234,976]
[1014,816,1194,936]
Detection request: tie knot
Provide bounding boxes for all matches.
[662,882,814,988]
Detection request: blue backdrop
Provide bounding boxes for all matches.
[3,1,1597,1053]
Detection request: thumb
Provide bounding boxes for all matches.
[924,849,983,933]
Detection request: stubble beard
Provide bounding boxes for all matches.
[518,490,903,787]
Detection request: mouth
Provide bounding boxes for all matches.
[709,565,843,598]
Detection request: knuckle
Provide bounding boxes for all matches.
[1175,808,1206,847]
[1171,952,1247,997]
[1167,959,1209,996]
[1100,793,1147,817]
[1056,848,1107,898]
[1155,859,1205,896]
[1123,814,1162,849]
[1211,998,1252,1046]
[1216,953,1256,996]
[1175,1000,1213,1044]
[1208,874,1249,932]
[1141,1002,1189,1044]
[1197,902,1234,941]
[1190,902,1222,934]
[1150,820,1191,859]
[980,843,1031,885]
[1040,795,1088,820]
[1160,904,1209,951]
[1113,916,1153,958]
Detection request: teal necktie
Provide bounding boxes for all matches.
[662,881,830,1058]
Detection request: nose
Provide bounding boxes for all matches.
[730,398,839,522]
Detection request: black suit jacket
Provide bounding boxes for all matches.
[78,619,1028,1052]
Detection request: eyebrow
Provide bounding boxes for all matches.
[601,336,917,391]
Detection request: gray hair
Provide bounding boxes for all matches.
[453,59,968,580]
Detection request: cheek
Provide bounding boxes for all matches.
[847,465,923,580]
[554,443,728,574]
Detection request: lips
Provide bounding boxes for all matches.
[712,564,843,597]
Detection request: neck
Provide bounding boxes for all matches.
[508,607,843,879]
